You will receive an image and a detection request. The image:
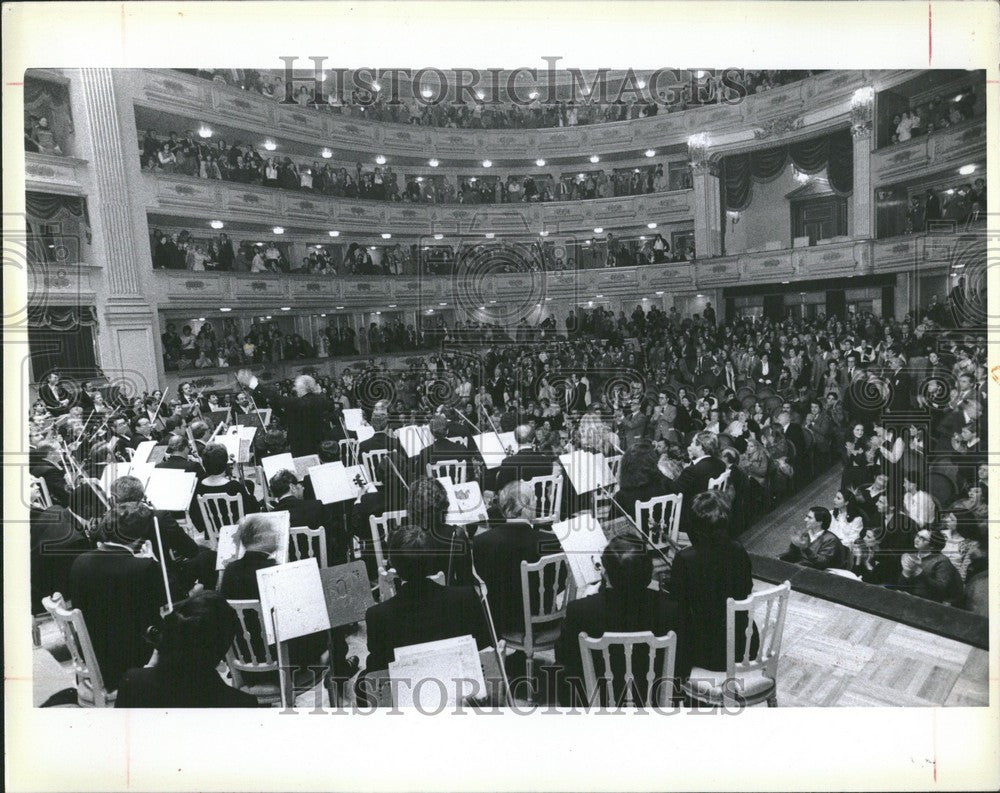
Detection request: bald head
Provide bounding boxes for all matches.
[514,424,534,445]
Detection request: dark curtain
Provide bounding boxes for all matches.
[25,192,91,264]
[29,307,100,383]
[24,76,75,155]
[722,128,853,211]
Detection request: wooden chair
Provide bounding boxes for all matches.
[635,493,683,563]
[578,631,678,708]
[41,593,115,707]
[708,469,731,492]
[427,459,467,483]
[500,553,575,700]
[370,510,408,601]
[197,491,245,547]
[289,525,328,568]
[525,473,563,524]
[682,581,791,708]
[225,599,282,705]
[339,438,358,467]
[361,449,389,485]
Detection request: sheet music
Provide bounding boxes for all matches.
[143,468,197,512]
[255,558,331,644]
[308,461,373,504]
[389,635,485,708]
[147,445,167,464]
[319,561,375,628]
[100,461,154,494]
[131,440,157,465]
[551,513,608,589]
[472,431,516,469]
[292,455,320,480]
[355,425,376,443]
[559,450,614,494]
[437,476,489,526]
[215,510,291,571]
[342,408,365,431]
[397,424,434,457]
[261,452,295,483]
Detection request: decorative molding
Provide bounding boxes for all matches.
[753,114,805,139]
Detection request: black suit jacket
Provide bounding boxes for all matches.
[554,588,685,706]
[783,423,807,463]
[491,448,555,492]
[156,455,206,478]
[31,506,90,614]
[472,521,562,634]
[418,437,473,478]
[358,431,400,458]
[116,666,259,708]
[670,542,754,673]
[30,460,70,507]
[68,549,167,692]
[364,578,490,672]
[675,456,725,525]
[253,385,330,457]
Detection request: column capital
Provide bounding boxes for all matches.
[692,159,721,177]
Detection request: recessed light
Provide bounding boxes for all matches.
[220,307,232,312]
[336,305,344,309]
[272,226,284,234]
[479,305,486,310]
[545,297,552,301]
[470,177,478,183]
[489,299,497,304]
[328,230,340,237]
[375,311,381,315]
[263,140,276,151]
[416,177,424,182]
[589,155,600,163]
[539,230,549,237]
[482,160,492,168]
[959,164,977,175]
[655,291,664,296]
[320,313,326,317]
[429,158,439,167]
[782,281,790,284]
[321,149,333,159]
[594,227,604,234]
[647,222,657,229]
[381,233,392,239]
[439,302,447,306]
[433,234,443,240]
[596,294,603,298]
[197,317,206,322]
[198,126,212,139]
[265,315,272,320]
[375,155,387,165]
[485,232,495,239]
[280,307,291,311]
[535,158,546,167]
[388,304,397,308]
[645,149,656,158]
[421,88,433,99]
[210,220,224,230]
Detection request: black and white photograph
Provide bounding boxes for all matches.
[4,2,998,791]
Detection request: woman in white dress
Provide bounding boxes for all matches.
[829,489,864,547]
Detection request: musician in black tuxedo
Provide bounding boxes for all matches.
[31,504,90,615]
[554,534,686,706]
[357,408,401,458]
[675,431,726,524]
[269,468,348,564]
[109,416,142,455]
[416,413,472,478]
[490,425,554,493]
[155,434,205,478]
[39,371,71,416]
[362,524,491,674]
[29,441,70,508]
[237,370,330,457]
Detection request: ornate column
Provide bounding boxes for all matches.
[688,133,724,258]
[851,87,875,240]
[78,67,161,393]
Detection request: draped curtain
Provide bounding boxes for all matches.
[722,128,853,211]
[24,76,75,155]
[28,307,100,382]
[25,192,91,264]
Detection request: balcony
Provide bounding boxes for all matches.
[127,69,881,161]
[872,118,985,183]
[24,151,89,194]
[144,172,694,237]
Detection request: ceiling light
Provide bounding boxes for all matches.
[439,302,447,306]
[485,232,495,239]
[210,220,224,230]
[433,234,443,240]
[369,246,376,250]
[427,309,435,314]
[321,148,333,159]
[375,155,387,165]
[328,230,340,237]
[280,307,291,311]
[645,149,656,158]
[429,158,439,167]
[945,189,955,195]
[272,226,284,234]
[480,305,487,310]
[264,316,272,320]
[639,236,646,241]
[539,230,549,237]
[421,88,433,99]
[198,126,212,139]
[263,140,277,151]
[596,294,603,298]
[535,158,546,167]
[545,297,552,302]
[589,155,600,163]
[389,304,397,308]
[336,305,344,309]
[959,164,977,175]
[470,177,477,183]
[482,159,492,168]
[375,311,381,315]
[952,94,963,102]
[320,313,327,317]
[489,299,497,304]
[647,222,657,229]
[594,227,603,234]
[381,233,392,239]
[416,176,424,182]
[220,307,232,312]
[655,291,664,296]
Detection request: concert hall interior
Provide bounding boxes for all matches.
[24,66,989,710]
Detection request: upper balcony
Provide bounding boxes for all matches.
[124,69,883,162]
[872,117,986,185]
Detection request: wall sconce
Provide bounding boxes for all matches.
[726,210,741,229]
[687,132,712,167]
[850,86,875,136]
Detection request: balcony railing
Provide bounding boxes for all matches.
[873,118,986,183]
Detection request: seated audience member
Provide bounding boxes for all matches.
[68,507,168,692]
[609,439,677,521]
[189,443,261,536]
[554,535,685,707]
[669,491,754,674]
[829,489,864,547]
[897,527,964,605]
[779,506,849,570]
[472,481,562,635]
[362,524,491,674]
[902,469,936,528]
[269,468,346,564]
[939,508,986,582]
[116,591,259,708]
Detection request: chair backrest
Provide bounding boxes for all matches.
[727,581,791,687]
[339,438,358,467]
[30,475,53,510]
[289,525,327,568]
[225,599,278,688]
[42,593,112,707]
[369,510,408,573]
[427,459,467,483]
[361,449,389,485]
[526,473,563,524]
[519,553,575,643]
[197,491,245,545]
[578,631,677,708]
[708,469,731,492]
[634,493,683,556]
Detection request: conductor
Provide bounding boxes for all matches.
[236,369,329,457]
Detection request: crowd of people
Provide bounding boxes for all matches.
[140,128,689,206]
[180,68,821,130]
[29,278,987,708]
[904,177,988,233]
[887,83,986,146]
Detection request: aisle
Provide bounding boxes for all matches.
[739,465,843,557]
